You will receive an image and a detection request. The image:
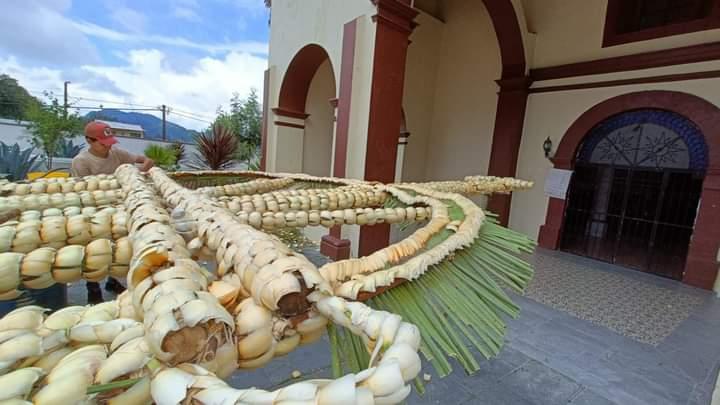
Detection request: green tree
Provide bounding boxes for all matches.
[0,74,41,120]
[213,89,262,167]
[25,94,83,170]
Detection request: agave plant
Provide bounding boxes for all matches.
[144,144,177,171]
[189,124,238,170]
[53,138,84,158]
[0,142,43,181]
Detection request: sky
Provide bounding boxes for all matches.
[0,0,270,130]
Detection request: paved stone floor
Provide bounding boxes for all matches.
[62,248,720,404]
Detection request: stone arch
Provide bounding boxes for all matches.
[539,90,720,289]
[481,0,527,78]
[275,44,335,118]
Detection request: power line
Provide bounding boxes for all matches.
[0,101,160,111]
[169,107,214,121]
[72,96,158,109]
[170,110,213,124]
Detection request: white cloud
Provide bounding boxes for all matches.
[173,7,201,22]
[80,49,267,130]
[0,56,66,95]
[109,4,148,33]
[73,21,268,55]
[0,0,100,65]
[1,49,267,131]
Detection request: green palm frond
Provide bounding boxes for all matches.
[328,214,535,383]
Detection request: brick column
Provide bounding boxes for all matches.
[357,0,418,256]
[684,171,720,289]
[320,20,358,260]
[486,76,532,226]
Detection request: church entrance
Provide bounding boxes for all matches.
[560,109,708,280]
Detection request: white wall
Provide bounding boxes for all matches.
[302,60,336,177]
[421,0,502,182]
[400,12,443,182]
[266,0,377,180]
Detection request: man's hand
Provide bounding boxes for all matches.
[141,158,154,172]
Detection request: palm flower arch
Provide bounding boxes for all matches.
[0,166,534,404]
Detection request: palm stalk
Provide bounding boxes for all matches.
[330,216,535,380]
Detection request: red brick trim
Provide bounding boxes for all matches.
[320,232,351,260]
[482,0,527,78]
[359,0,418,257]
[274,121,304,129]
[482,0,529,225]
[324,19,358,257]
[603,0,720,47]
[333,19,357,178]
[272,107,309,120]
[371,0,418,34]
[531,41,720,82]
[530,70,720,94]
[486,76,532,225]
[538,90,720,289]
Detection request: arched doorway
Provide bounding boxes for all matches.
[272,44,336,176]
[539,90,720,289]
[560,109,708,280]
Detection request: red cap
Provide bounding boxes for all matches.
[84,121,118,146]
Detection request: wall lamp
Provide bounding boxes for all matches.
[543,137,553,160]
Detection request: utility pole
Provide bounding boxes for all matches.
[161,104,167,140]
[63,81,70,117]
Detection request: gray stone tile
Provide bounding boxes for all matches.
[606,343,694,385]
[228,368,272,390]
[687,384,713,405]
[506,335,555,365]
[659,317,720,354]
[408,370,478,405]
[689,298,720,324]
[492,347,533,370]
[260,338,332,387]
[569,387,618,405]
[498,359,582,405]
[574,358,693,405]
[514,320,615,360]
[658,347,720,383]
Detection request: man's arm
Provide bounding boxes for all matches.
[115,147,154,172]
[71,159,90,178]
[135,155,154,172]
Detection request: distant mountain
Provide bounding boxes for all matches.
[84,109,200,143]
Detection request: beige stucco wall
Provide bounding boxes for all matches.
[302,60,336,177]
[266,0,377,178]
[521,0,720,68]
[400,12,443,182]
[420,0,502,182]
[510,69,720,240]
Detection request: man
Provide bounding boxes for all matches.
[72,121,154,303]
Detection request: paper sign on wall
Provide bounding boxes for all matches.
[544,168,573,200]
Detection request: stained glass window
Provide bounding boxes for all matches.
[577,109,708,171]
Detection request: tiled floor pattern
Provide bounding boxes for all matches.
[524,249,706,345]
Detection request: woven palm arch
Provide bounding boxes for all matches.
[0,166,534,404]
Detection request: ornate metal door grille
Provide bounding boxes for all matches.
[560,109,708,280]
